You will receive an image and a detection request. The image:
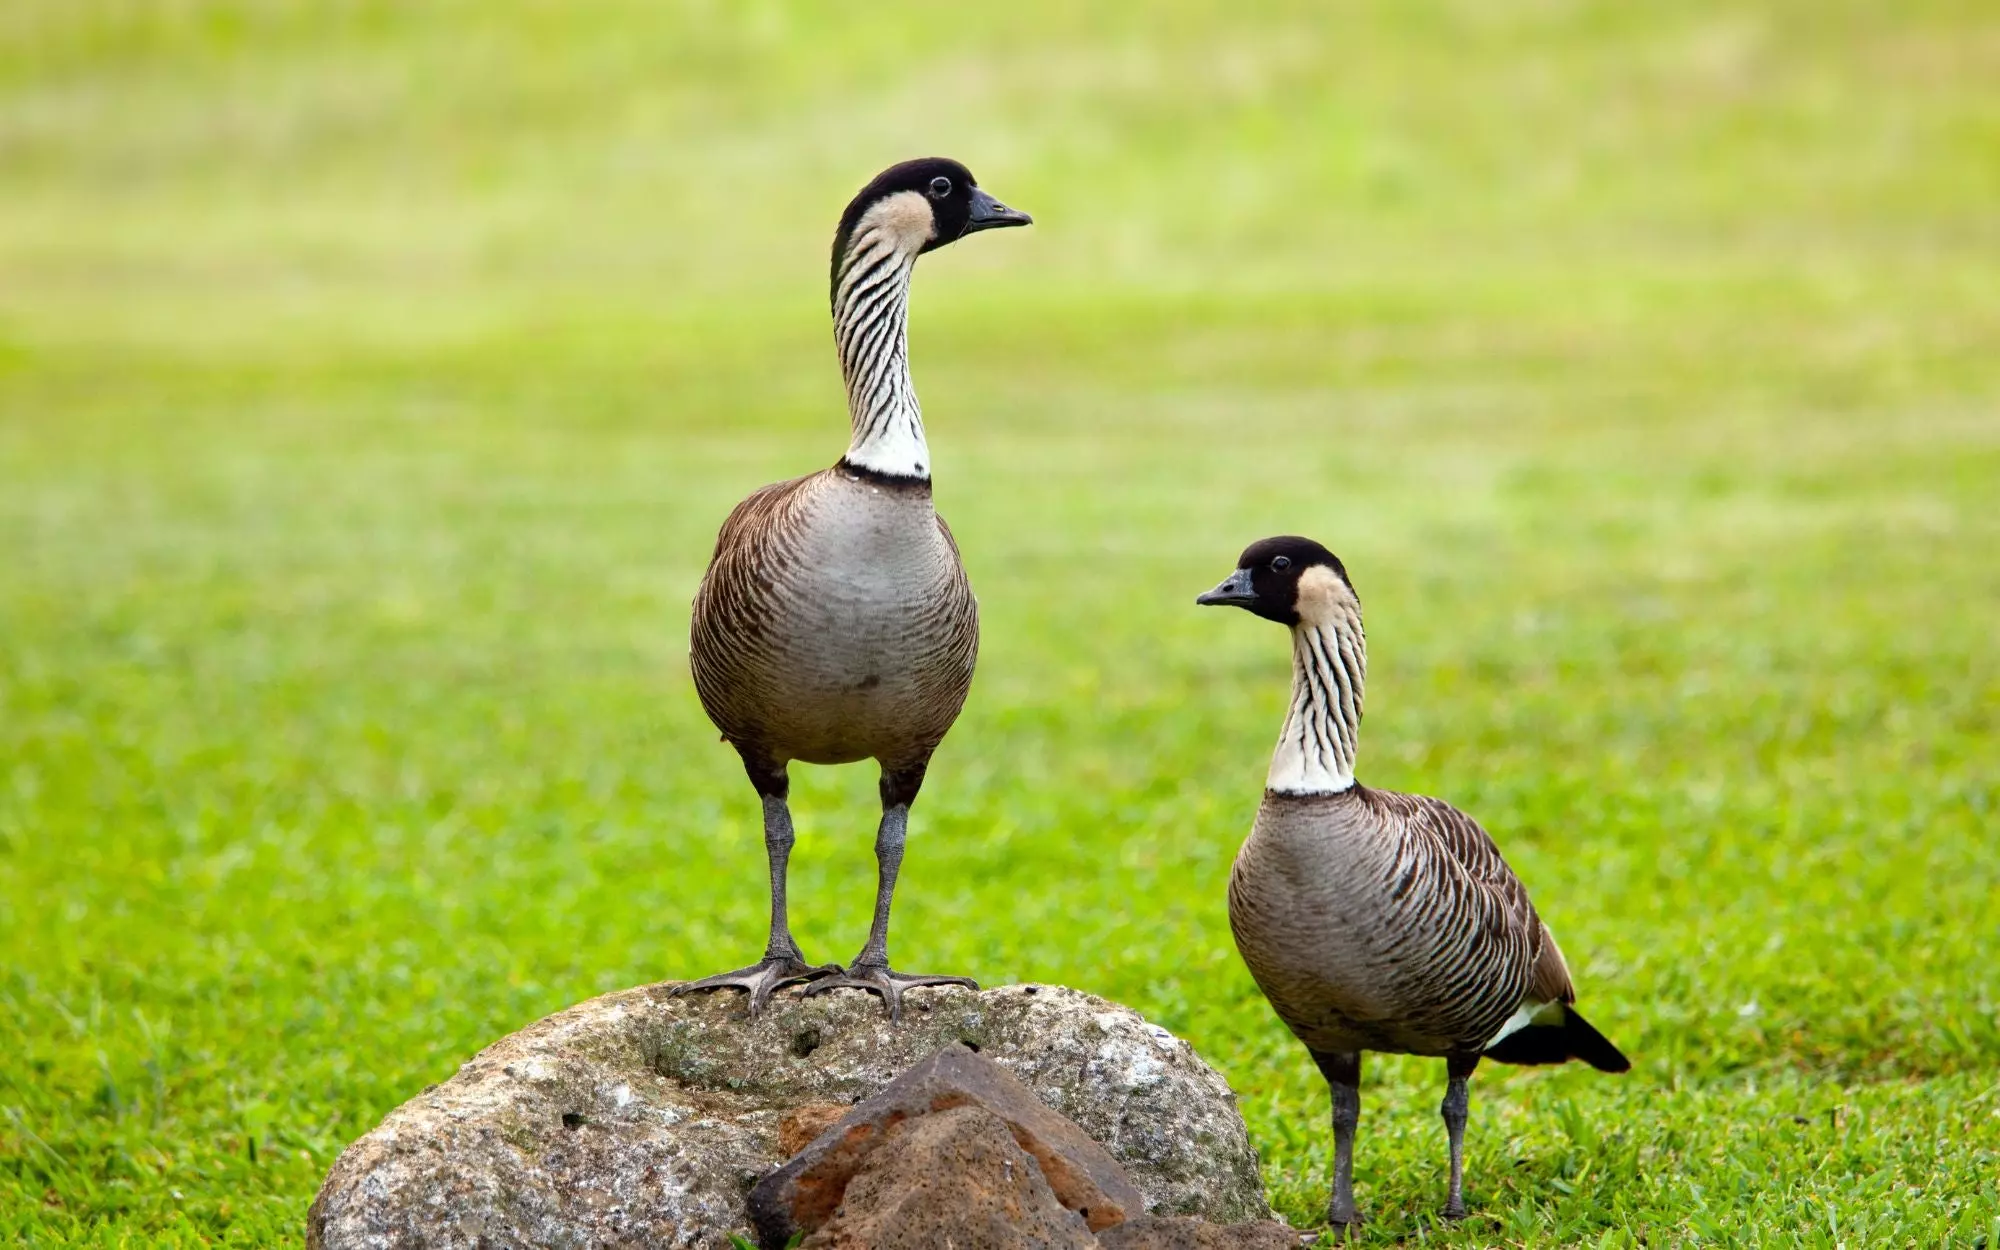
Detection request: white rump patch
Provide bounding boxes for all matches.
[1484,998,1564,1048]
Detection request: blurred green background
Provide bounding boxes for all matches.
[3,1,1997,1244]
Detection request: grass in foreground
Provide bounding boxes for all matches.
[2,1,1997,1244]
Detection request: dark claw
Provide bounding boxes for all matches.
[801,963,978,1022]
[672,956,842,1016]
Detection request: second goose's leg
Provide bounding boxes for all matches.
[1440,1052,1479,1220]
[1312,1049,1364,1234]
[674,761,839,1013]
[805,763,976,1022]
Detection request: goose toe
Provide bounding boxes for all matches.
[801,963,977,1022]
[673,957,843,1016]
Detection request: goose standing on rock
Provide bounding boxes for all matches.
[1197,537,1629,1228]
[677,159,1030,1021]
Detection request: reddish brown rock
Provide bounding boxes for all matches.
[751,1045,1147,1247]
[1097,1215,1302,1249]
[779,1103,849,1156]
[799,1104,1096,1249]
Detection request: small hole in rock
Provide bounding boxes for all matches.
[561,1112,586,1129]
[961,1040,982,1053]
[791,1027,822,1059]
[1022,986,1038,995]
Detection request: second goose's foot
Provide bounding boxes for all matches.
[802,961,977,1022]
[673,956,842,1016]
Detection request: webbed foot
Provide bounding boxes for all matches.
[801,961,977,1022]
[672,956,841,1016]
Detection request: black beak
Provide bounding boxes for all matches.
[962,186,1033,236]
[1196,567,1258,608]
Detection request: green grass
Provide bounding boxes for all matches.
[3,1,1998,1244]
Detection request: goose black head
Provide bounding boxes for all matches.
[1196,536,1356,627]
[830,158,1031,293]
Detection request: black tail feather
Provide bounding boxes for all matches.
[1484,1006,1630,1073]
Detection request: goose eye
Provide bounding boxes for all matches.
[928,176,952,198]
[1271,556,1292,571]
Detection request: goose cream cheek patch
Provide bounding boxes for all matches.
[857,191,936,254]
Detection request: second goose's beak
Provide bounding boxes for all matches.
[962,186,1033,236]
[1196,567,1257,608]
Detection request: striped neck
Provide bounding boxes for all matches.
[831,225,928,481]
[1269,617,1366,795]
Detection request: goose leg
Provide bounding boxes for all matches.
[805,764,976,1022]
[1440,1053,1479,1220]
[675,765,838,1013]
[1313,1049,1364,1233]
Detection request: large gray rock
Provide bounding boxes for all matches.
[308,981,1271,1249]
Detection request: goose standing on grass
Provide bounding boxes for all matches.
[1196,536,1629,1228]
[676,159,1030,1021]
